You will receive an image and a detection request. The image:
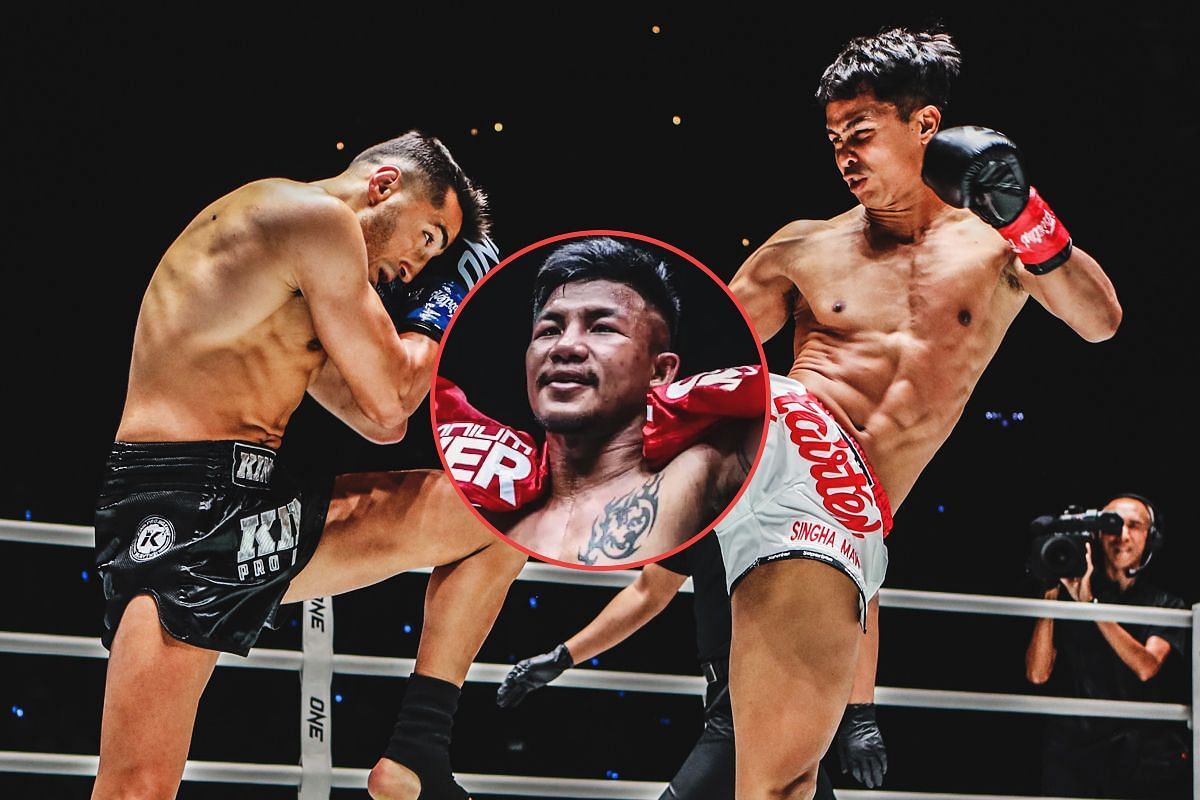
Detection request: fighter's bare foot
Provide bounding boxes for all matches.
[367,758,421,800]
[367,758,473,800]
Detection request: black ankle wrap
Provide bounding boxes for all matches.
[381,673,468,800]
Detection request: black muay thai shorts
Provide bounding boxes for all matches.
[95,441,332,656]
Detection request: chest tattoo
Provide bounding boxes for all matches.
[577,473,664,565]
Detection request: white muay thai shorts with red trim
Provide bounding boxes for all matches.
[715,374,893,628]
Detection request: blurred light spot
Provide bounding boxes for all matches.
[1012,411,1025,421]
[651,25,661,34]
[937,504,945,513]
[290,618,299,628]
[590,657,600,666]
[334,693,343,704]
[335,141,345,151]
[11,705,23,718]
[671,115,682,125]
[659,717,671,725]
[403,624,413,634]
[617,690,626,698]
[493,122,504,132]
[470,128,479,136]
[24,510,32,521]
[1001,419,1010,428]
[81,570,89,582]
[606,770,620,779]
[528,595,539,609]
[741,238,750,247]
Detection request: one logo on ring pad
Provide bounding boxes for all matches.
[129,515,175,562]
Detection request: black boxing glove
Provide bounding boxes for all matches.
[377,235,501,341]
[923,126,1072,274]
[496,643,573,709]
[836,703,888,788]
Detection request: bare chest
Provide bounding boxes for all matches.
[512,466,710,566]
[792,225,1022,342]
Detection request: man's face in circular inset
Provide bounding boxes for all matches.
[526,279,675,434]
[1100,497,1152,574]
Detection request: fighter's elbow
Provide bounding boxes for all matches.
[1136,661,1163,682]
[1025,665,1051,685]
[1075,306,1121,343]
[1090,302,1123,342]
[361,418,408,446]
[1081,328,1114,344]
[360,398,409,432]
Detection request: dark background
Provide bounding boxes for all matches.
[3,5,1196,798]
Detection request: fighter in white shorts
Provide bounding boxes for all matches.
[719,27,1122,799]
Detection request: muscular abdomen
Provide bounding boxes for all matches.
[789,278,1024,507]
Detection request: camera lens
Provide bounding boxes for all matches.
[1041,537,1074,568]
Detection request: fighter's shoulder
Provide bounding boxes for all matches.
[941,208,1012,256]
[940,208,1024,287]
[754,217,844,268]
[236,180,360,249]
[761,217,839,249]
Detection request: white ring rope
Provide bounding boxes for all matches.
[0,520,93,548]
[0,520,1188,627]
[0,752,669,797]
[0,751,1152,800]
[0,630,1187,721]
[1,518,1195,798]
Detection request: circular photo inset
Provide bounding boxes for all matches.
[433,231,768,569]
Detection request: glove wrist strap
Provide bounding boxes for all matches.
[998,187,1073,275]
[553,642,575,669]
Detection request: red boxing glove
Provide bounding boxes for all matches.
[922,127,1072,275]
[998,187,1073,275]
[434,377,547,512]
[643,365,766,468]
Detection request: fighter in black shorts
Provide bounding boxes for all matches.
[92,132,525,800]
[495,532,888,797]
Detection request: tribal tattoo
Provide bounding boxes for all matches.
[577,473,664,565]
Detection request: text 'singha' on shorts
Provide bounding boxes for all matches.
[94,441,332,656]
[715,374,893,629]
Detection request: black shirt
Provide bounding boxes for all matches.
[1047,575,1188,741]
[658,532,731,666]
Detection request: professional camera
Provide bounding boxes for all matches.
[1026,506,1124,584]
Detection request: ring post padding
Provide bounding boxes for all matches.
[1192,601,1199,800]
[300,597,333,800]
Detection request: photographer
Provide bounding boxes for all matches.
[1025,494,1190,798]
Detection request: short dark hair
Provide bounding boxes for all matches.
[815,27,962,119]
[531,237,681,347]
[351,131,490,240]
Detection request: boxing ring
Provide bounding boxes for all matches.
[1,518,1195,799]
